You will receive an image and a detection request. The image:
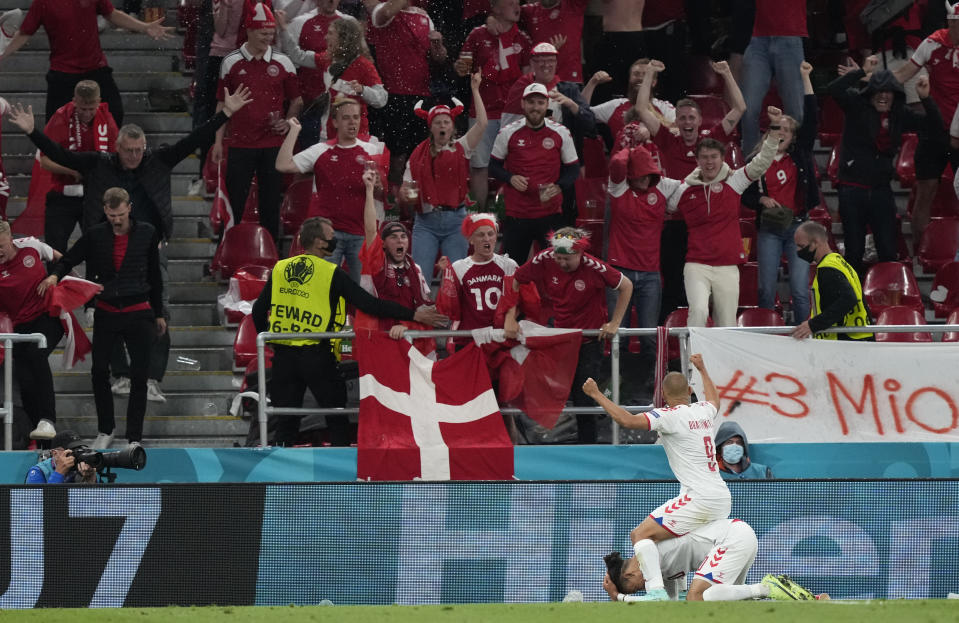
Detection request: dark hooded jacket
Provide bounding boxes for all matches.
[715,420,773,480]
[827,69,942,188]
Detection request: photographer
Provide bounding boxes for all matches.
[24,430,97,484]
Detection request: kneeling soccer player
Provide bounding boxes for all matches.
[602,518,817,601]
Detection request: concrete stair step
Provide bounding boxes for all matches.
[68,325,236,347]
[169,303,221,326]
[167,237,216,258]
[169,258,214,281]
[20,30,183,52]
[51,345,232,372]
[52,406,250,437]
[0,72,191,93]
[2,152,199,175]
[6,171,197,196]
[1,51,180,73]
[168,281,225,302]
[53,370,237,392]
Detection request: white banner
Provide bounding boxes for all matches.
[687,328,959,442]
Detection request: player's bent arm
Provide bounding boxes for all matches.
[697,366,720,413]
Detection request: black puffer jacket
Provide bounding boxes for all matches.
[828,69,942,188]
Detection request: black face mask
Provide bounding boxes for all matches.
[323,235,337,254]
[796,243,816,264]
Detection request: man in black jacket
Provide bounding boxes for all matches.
[39,188,165,448]
[828,65,942,276]
[7,86,252,403]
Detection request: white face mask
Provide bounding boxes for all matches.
[722,443,744,464]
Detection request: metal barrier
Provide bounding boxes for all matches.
[255,324,959,448]
[0,332,49,451]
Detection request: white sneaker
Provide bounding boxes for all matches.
[111,376,131,395]
[92,432,114,450]
[29,418,56,440]
[187,178,204,197]
[146,379,167,403]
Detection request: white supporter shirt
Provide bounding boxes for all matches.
[645,401,730,499]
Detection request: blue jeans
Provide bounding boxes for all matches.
[741,36,805,153]
[837,184,897,276]
[607,268,661,361]
[757,220,810,323]
[412,208,469,280]
[328,231,365,284]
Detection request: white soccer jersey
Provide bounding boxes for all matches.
[646,401,729,499]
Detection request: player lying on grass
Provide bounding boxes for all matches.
[583,353,730,601]
[602,518,818,601]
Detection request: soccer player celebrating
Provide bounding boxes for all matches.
[603,518,818,601]
[582,353,730,600]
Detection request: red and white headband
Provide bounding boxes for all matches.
[461,212,498,239]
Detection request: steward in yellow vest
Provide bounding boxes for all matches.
[790,221,873,341]
[250,217,448,446]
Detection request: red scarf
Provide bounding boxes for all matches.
[20,102,117,236]
[407,138,470,210]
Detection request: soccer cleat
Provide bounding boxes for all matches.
[111,377,131,396]
[633,588,670,601]
[29,418,56,440]
[92,432,114,450]
[762,574,815,601]
[146,379,167,403]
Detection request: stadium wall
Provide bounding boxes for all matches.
[2,443,959,483]
[0,480,956,608]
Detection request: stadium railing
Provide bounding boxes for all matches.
[0,333,48,451]
[254,324,956,447]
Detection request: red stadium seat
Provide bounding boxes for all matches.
[862,261,924,317]
[740,219,757,262]
[930,261,959,318]
[942,309,959,342]
[280,176,314,237]
[575,218,605,257]
[574,177,606,219]
[202,148,218,195]
[581,137,608,179]
[233,314,258,370]
[686,55,724,96]
[738,261,760,308]
[210,223,279,280]
[724,140,744,169]
[240,178,260,223]
[895,133,918,188]
[874,306,932,342]
[287,236,305,258]
[737,307,784,327]
[808,205,832,230]
[931,174,959,218]
[818,95,844,147]
[917,217,959,273]
[664,307,713,361]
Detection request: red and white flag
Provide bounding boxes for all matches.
[45,276,102,368]
[209,160,235,236]
[482,320,582,430]
[356,331,513,481]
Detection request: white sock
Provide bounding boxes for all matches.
[703,583,768,601]
[633,539,664,591]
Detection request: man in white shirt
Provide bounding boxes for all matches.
[583,353,730,600]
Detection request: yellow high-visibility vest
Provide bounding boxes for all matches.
[268,254,345,346]
[811,252,871,340]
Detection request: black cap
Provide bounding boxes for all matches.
[51,430,85,451]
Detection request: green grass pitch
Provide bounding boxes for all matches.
[1,601,957,623]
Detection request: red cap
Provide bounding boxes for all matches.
[461,213,498,239]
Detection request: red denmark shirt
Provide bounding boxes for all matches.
[764,154,800,214]
[368,4,434,96]
[292,139,389,236]
[519,0,588,82]
[515,250,623,330]
[491,119,578,219]
[21,0,114,73]
[460,24,532,119]
[217,45,300,148]
[44,103,118,192]
[654,122,731,180]
[0,239,55,326]
[910,30,959,130]
[676,168,756,266]
[752,0,807,37]
[287,10,342,103]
